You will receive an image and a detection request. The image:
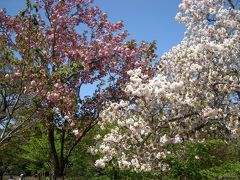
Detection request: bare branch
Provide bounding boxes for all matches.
[0,110,36,145]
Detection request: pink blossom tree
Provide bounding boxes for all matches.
[0,0,156,178]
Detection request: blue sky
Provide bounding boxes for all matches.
[94,0,185,55]
[0,0,185,96]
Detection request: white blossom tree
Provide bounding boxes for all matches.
[92,0,240,172]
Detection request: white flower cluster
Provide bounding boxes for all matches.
[94,0,240,172]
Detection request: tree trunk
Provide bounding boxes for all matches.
[54,175,64,180]
[0,171,3,180]
[48,125,65,180]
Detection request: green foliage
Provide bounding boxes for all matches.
[167,139,240,179]
[200,162,240,179]
[19,133,52,174]
[0,136,29,176]
[100,167,163,180]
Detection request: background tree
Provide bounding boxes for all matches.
[0,131,31,180]
[19,125,54,178]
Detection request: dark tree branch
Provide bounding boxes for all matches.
[65,118,98,162]
[228,0,235,9]
[169,111,199,122]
